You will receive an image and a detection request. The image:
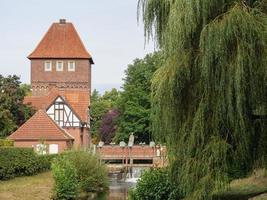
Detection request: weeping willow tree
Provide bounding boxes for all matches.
[138,0,267,199]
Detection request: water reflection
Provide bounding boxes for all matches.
[94,167,147,200]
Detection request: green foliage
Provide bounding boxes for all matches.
[52,156,78,200]
[0,75,35,137]
[0,139,14,147]
[66,150,108,193]
[52,150,108,199]
[129,168,179,200]
[139,0,267,199]
[90,88,120,143]
[115,53,162,143]
[0,147,54,180]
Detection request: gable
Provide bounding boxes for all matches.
[46,97,81,127]
[8,110,74,141]
[24,88,89,123]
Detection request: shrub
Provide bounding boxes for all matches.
[37,154,57,172]
[129,168,180,200]
[52,156,78,200]
[51,150,108,199]
[0,139,14,147]
[66,151,108,193]
[0,147,56,180]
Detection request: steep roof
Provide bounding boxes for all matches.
[24,88,89,122]
[8,110,74,141]
[28,20,93,60]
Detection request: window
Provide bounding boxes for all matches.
[44,61,52,71]
[36,144,47,155]
[55,102,64,127]
[49,144,59,154]
[68,61,75,71]
[56,61,64,71]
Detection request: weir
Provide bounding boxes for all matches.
[96,144,167,175]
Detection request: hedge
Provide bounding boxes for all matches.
[0,147,56,180]
[0,139,14,147]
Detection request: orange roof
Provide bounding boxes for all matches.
[28,20,92,60]
[8,110,74,141]
[24,88,89,122]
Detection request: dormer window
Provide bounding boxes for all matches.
[56,61,64,71]
[44,61,52,71]
[68,61,75,71]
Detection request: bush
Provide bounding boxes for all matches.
[51,150,108,199]
[0,147,55,180]
[0,139,14,147]
[52,156,78,200]
[129,168,180,200]
[68,151,108,193]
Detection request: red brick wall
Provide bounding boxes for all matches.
[13,140,69,153]
[64,127,90,149]
[97,146,157,158]
[30,59,91,96]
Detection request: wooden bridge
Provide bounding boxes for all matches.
[96,145,167,171]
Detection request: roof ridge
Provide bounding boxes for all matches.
[27,23,55,59]
[70,23,90,56]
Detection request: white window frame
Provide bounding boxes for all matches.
[49,144,59,154]
[68,61,75,72]
[44,61,52,71]
[56,61,64,71]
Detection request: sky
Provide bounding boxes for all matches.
[0,0,155,93]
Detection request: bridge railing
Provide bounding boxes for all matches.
[96,145,167,167]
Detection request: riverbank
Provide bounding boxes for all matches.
[0,171,135,200]
[215,169,267,200]
[0,170,266,200]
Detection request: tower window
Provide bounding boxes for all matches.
[44,61,52,71]
[68,61,75,71]
[56,61,64,71]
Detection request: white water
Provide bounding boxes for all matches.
[125,167,145,183]
[94,167,149,200]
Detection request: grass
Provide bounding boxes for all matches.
[0,171,53,200]
[0,169,266,200]
[215,169,267,200]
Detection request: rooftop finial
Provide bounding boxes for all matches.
[59,19,66,24]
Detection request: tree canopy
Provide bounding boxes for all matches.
[115,53,162,143]
[0,75,35,138]
[139,0,267,199]
[90,88,120,144]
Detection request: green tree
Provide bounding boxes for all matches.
[139,0,267,199]
[116,53,162,143]
[90,89,120,143]
[0,75,35,137]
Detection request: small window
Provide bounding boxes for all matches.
[49,144,59,154]
[36,144,47,155]
[44,61,52,71]
[68,61,75,71]
[56,61,64,71]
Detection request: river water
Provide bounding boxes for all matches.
[94,167,146,200]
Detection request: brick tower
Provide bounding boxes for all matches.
[9,19,93,153]
[28,18,93,96]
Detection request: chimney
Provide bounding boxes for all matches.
[59,19,66,24]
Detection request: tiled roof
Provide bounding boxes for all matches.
[8,110,74,141]
[28,21,92,59]
[24,88,89,122]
